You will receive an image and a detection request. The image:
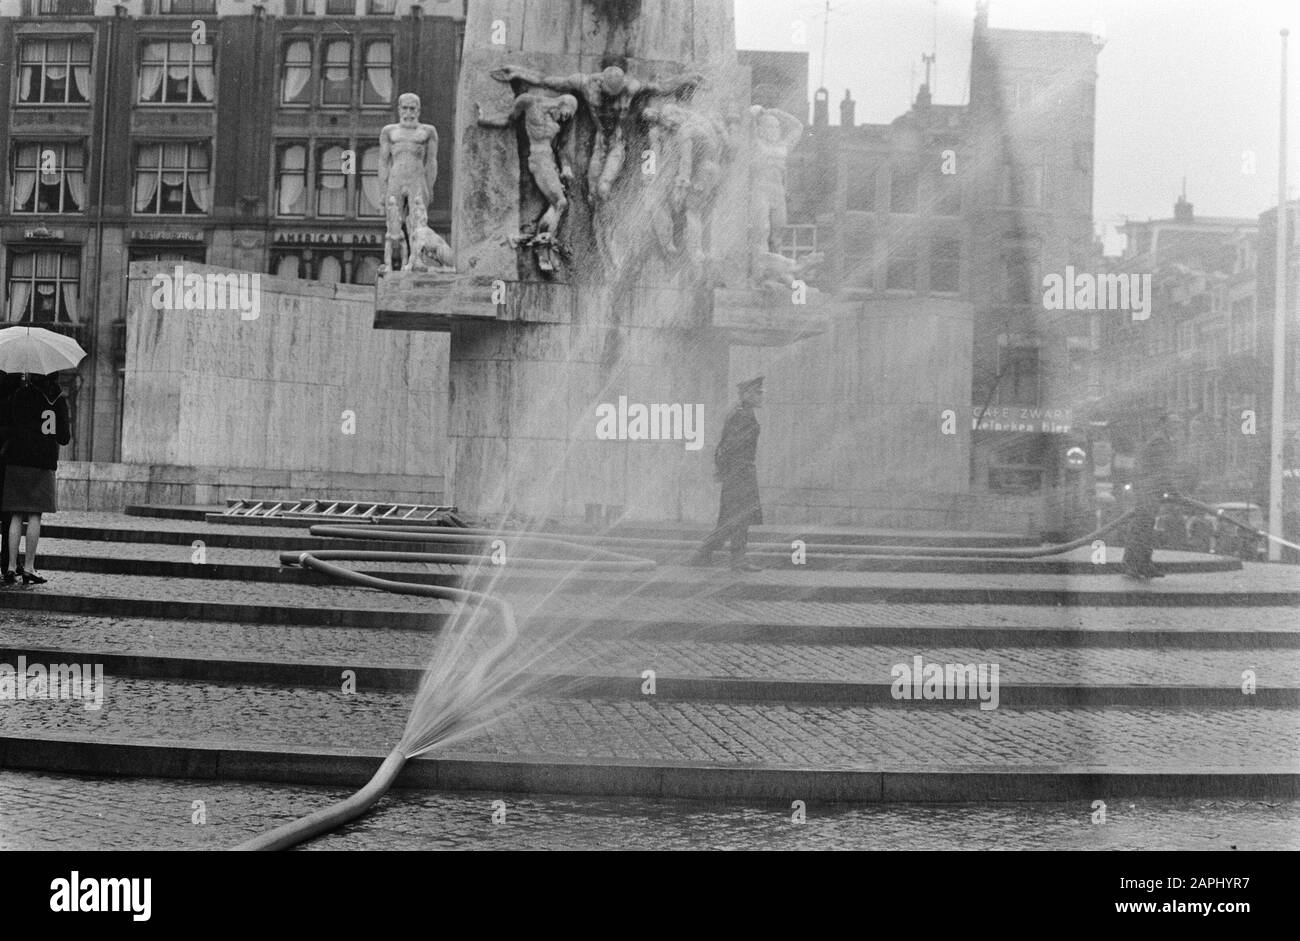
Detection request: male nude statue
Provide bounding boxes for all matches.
[378,92,439,272]
[490,60,703,206]
[747,105,803,257]
[477,93,579,243]
[641,102,731,268]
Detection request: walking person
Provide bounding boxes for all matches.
[1,373,71,584]
[1122,412,1181,580]
[0,370,20,577]
[691,376,765,572]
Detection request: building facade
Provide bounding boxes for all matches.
[753,3,1102,531]
[0,0,464,462]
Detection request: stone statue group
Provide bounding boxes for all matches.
[378,61,817,288]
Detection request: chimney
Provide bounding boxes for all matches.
[1174,189,1193,223]
[914,83,932,109]
[813,87,830,128]
[839,89,856,127]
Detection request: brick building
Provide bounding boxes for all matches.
[0,0,464,462]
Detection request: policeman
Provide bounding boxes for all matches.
[691,376,764,572]
[1123,412,1181,579]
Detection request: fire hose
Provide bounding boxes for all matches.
[232,525,654,851]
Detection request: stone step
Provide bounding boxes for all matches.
[2,679,1295,798]
[28,536,1240,578]
[3,642,1293,706]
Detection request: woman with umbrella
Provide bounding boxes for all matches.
[0,326,83,585]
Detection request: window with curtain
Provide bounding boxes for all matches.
[322,40,353,106]
[6,251,80,324]
[352,253,381,285]
[273,254,301,280]
[134,142,211,216]
[367,0,397,12]
[315,144,348,217]
[139,40,214,104]
[11,141,86,214]
[362,41,393,105]
[357,145,383,217]
[282,40,313,105]
[276,143,308,216]
[18,39,92,105]
[316,254,344,284]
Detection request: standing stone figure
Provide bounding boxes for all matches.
[490,60,703,207]
[477,92,579,255]
[691,376,765,573]
[378,92,439,273]
[747,105,803,266]
[641,102,731,274]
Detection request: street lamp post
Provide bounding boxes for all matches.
[1269,29,1290,562]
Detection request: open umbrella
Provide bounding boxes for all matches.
[0,325,86,374]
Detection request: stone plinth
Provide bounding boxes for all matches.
[711,287,842,346]
[125,262,449,481]
[730,295,975,523]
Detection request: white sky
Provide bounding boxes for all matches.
[735,0,1300,248]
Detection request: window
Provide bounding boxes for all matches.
[362,41,393,105]
[997,336,1040,405]
[886,243,916,291]
[278,140,384,218]
[282,38,384,108]
[139,41,215,104]
[315,144,349,217]
[271,251,382,285]
[778,224,817,262]
[38,0,95,13]
[846,159,875,212]
[276,144,308,216]
[1001,161,1043,208]
[933,167,960,216]
[889,165,918,214]
[1177,321,1197,355]
[306,0,361,11]
[6,251,80,324]
[1002,251,1037,305]
[358,145,384,217]
[18,39,91,105]
[367,0,397,12]
[282,41,314,105]
[321,40,352,106]
[11,142,86,214]
[930,238,960,293]
[158,0,217,13]
[134,142,211,216]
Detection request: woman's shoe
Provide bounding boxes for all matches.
[1,570,15,585]
[20,570,47,585]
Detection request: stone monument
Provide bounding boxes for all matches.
[375,0,845,523]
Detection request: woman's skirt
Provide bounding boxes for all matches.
[1,465,57,514]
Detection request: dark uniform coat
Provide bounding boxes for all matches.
[714,403,762,527]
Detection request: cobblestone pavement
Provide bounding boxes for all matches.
[0,770,1294,850]
[6,573,1300,634]
[1,612,1295,686]
[1,678,1295,769]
